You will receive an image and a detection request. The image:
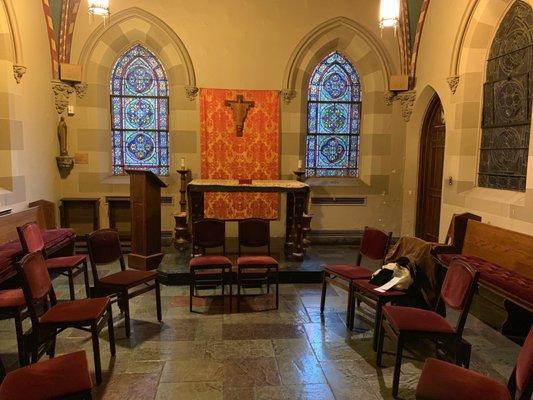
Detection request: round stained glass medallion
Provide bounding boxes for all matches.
[321,104,347,132]
[126,99,155,128]
[320,137,345,164]
[127,133,155,161]
[323,72,348,99]
[125,65,154,94]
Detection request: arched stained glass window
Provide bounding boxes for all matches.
[306,51,361,177]
[110,44,169,175]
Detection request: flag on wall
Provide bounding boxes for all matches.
[200,88,280,219]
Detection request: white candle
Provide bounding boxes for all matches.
[298,159,302,169]
[180,157,185,169]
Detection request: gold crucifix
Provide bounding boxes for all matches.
[225,95,255,137]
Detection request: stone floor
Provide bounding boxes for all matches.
[0,264,519,400]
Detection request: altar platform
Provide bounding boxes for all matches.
[156,239,382,285]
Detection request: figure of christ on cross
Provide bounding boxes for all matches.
[224,94,255,137]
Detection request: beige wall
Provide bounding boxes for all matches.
[63,0,405,236]
[0,0,60,213]
[403,0,533,239]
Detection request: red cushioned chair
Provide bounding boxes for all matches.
[0,351,93,400]
[0,289,26,367]
[17,222,89,300]
[16,251,115,385]
[236,219,279,311]
[86,229,162,338]
[376,258,479,398]
[320,227,391,326]
[416,327,533,400]
[189,219,232,313]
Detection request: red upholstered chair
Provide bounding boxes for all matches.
[17,222,89,300]
[0,351,93,400]
[16,251,115,385]
[416,327,533,400]
[236,219,279,311]
[86,229,162,338]
[376,258,479,398]
[189,219,232,313]
[320,227,392,325]
[0,289,26,367]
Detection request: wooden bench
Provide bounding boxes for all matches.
[0,202,76,283]
[433,220,533,340]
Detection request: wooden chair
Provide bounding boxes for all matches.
[17,222,90,300]
[0,351,93,400]
[86,229,162,338]
[0,289,26,367]
[320,227,392,325]
[189,219,232,313]
[15,251,115,385]
[416,327,533,400]
[376,258,479,398]
[236,218,279,311]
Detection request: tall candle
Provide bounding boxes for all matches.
[298,159,302,169]
[180,157,185,169]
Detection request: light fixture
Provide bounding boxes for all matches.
[88,0,110,18]
[379,0,400,30]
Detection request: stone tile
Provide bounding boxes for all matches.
[160,359,225,383]
[255,384,336,400]
[271,338,315,358]
[156,382,223,400]
[223,357,281,387]
[205,339,275,359]
[276,355,327,385]
[94,373,160,400]
[222,323,306,340]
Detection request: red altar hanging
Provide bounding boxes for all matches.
[200,88,280,219]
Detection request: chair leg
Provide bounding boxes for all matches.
[68,270,76,300]
[83,261,90,298]
[107,305,116,357]
[122,291,130,338]
[228,268,233,313]
[275,267,279,310]
[347,282,354,330]
[376,315,386,367]
[91,323,102,385]
[237,270,241,312]
[47,335,56,358]
[189,273,194,313]
[392,335,404,398]
[155,279,162,322]
[373,301,383,351]
[14,310,25,366]
[320,271,328,314]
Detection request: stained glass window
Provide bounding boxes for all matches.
[306,51,361,177]
[110,44,169,175]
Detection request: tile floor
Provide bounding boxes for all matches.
[0,266,520,400]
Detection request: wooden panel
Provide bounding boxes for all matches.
[0,206,45,243]
[29,199,56,228]
[463,220,533,279]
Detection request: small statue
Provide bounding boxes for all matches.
[58,116,68,156]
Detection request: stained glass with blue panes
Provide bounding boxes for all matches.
[110,44,169,175]
[306,52,361,177]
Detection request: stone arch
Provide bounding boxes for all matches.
[0,0,25,82]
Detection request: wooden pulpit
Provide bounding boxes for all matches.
[126,170,167,270]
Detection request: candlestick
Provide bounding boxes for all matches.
[297,159,302,169]
[180,157,185,168]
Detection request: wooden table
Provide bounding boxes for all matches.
[187,179,310,261]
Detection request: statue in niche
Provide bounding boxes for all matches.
[58,116,69,156]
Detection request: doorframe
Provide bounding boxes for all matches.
[415,94,444,239]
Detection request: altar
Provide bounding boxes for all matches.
[187,179,310,260]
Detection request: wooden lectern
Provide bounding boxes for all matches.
[126,170,167,270]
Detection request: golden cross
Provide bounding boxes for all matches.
[224,95,255,137]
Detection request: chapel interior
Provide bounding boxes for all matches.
[0,0,532,399]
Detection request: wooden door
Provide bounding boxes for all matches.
[416,96,446,242]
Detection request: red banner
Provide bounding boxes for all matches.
[200,88,280,219]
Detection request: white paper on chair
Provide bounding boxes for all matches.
[374,277,402,293]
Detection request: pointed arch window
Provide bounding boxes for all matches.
[110,44,169,175]
[306,51,361,177]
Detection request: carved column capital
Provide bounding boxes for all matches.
[384,91,396,106]
[51,80,75,115]
[281,89,297,104]
[447,75,460,94]
[396,90,416,122]
[13,65,27,84]
[185,86,199,101]
[74,83,88,99]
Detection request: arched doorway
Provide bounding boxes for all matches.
[416,95,445,242]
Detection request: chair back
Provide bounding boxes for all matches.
[192,219,226,254]
[359,227,392,263]
[16,251,56,325]
[511,327,533,400]
[238,218,270,256]
[86,229,125,283]
[444,212,482,246]
[438,259,479,335]
[17,222,45,254]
